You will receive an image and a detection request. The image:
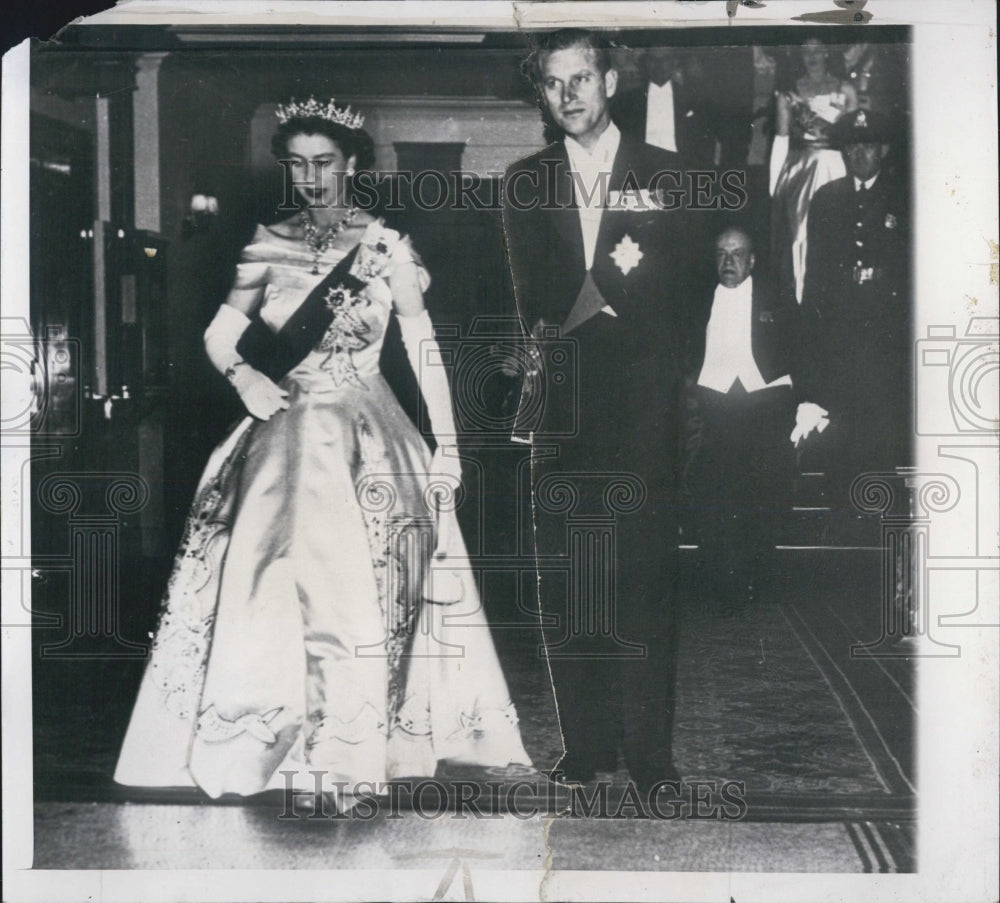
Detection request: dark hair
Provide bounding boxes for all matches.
[795,32,847,80]
[271,115,376,172]
[524,28,613,88]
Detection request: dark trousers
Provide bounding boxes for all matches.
[805,320,912,509]
[532,460,680,776]
[688,382,795,596]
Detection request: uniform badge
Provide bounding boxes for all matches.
[884,213,897,229]
[610,234,644,275]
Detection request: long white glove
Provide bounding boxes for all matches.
[769,133,789,196]
[397,310,461,480]
[204,304,289,420]
[790,401,830,446]
[398,310,464,601]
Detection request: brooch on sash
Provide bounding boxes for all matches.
[319,285,372,388]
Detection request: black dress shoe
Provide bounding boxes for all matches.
[548,754,599,786]
[628,761,683,797]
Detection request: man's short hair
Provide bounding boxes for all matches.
[525,28,614,87]
[716,226,754,252]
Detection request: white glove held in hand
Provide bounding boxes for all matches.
[204,303,289,421]
[790,401,830,445]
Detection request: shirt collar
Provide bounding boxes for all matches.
[853,172,880,191]
[713,276,753,305]
[565,120,621,168]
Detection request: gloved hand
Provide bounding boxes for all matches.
[397,309,468,604]
[790,401,830,446]
[424,444,464,603]
[204,303,289,421]
[429,443,463,487]
[227,363,289,421]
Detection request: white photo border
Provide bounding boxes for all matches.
[3,2,997,901]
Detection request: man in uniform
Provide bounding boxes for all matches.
[793,108,912,504]
[502,29,696,791]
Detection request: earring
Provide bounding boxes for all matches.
[346,167,356,177]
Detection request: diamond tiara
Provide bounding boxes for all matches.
[275,96,365,130]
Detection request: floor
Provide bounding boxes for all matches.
[26,545,916,873]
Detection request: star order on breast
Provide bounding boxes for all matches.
[611,234,644,275]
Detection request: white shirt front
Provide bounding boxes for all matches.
[853,173,879,192]
[697,277,793,393]
[564,121,621,272]
[645,79,678,153]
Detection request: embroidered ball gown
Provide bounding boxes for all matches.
[114,220,531,800]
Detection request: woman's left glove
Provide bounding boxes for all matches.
[397,310,460,457]
[398,310,464,567]
[428,443,463,491]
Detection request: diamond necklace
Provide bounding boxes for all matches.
[301,206,358,274]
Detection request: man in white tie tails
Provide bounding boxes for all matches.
[503,28,698,793]
[613,46,740,169]
[684,226,798,607]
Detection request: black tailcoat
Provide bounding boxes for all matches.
[613,49,754,168]
[503,137,697,482]
[683,275,798,589]
[502,136,698,778]
[686,273,798,388]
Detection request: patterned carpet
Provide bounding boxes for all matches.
[31,553,916,871]
[675,599,915,815]
[493,590,915,823]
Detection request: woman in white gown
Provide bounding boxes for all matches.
[115,98,531,804]
[770,37,858,302]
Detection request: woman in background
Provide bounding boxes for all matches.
[770,36,858,302]
[115,97,530,808]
